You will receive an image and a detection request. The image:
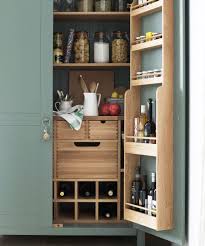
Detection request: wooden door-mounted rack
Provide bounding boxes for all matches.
[124,0,173,231]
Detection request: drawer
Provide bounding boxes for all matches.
[88,121,118,140]
[55,121,87,140]
[56,141,118,179]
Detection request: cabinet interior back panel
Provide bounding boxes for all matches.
[53,21,130,104]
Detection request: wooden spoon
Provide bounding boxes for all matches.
[79,75,89,93]
[89,81,97,93]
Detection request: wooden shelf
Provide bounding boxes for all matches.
[54,63,130,69]
[131,0,162,17]
[124,208,157,230]
[131,38,163,52]
[131,77,162,86]
[54,12,130,21]
[125,142,157,157]
[125,203,157,214]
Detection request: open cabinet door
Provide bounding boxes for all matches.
[124,0,185,245]
[0,0,53,233]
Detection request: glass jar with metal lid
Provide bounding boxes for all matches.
[95,0,112,12]
[113,0,128,12]
[94,32,110,63]
[112,31,128,63]
[77,0,94,12]
[53,0,61,12]
[74,31,90,63]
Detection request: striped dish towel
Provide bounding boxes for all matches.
[54,105,84,131]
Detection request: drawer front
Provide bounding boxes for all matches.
[56,141,118,179]
[88,121,118,140]
[55,121,86,140]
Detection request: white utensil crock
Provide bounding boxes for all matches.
[83,93,101,116]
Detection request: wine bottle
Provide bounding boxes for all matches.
[104,183,117,197]
[148,172,156,216]
[130,166,141,205]
[144,99,156,143]
[139,175,147,212]
[100,204,115,219]
[59,182,73,198]
[79,183,95,198]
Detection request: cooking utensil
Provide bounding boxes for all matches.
[89,81,97,93]
[79,75,89,92]
[95,82,99,93]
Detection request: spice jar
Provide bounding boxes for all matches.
[74,32,90,63]
[53,32,64,64]
[112,31,128,63]
[77,0,94,12]
[94,32,110,63]
[113,0,128,12]
[95,0,112,12]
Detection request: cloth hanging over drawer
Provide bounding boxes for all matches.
[54,105,83,131]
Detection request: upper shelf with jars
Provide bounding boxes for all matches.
[54,0,131,21]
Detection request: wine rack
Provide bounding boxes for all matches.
[53,117,122,225]
[53,180,120,225]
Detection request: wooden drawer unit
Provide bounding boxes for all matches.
[55,140,118,179]
[88,121,118,140]
[55,120,87,140]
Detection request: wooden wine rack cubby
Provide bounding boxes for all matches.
[53,117,122,226]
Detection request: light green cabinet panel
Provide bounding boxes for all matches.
[0,0,53,230]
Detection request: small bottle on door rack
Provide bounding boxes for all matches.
[144,98,156,143]
[138,105,147,143]
[139,175,147,212]
[130,166,141,206]
[147,172,157,216]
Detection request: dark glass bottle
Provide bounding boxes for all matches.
[139,175,147,212]
[79,183,95,198]
[148,173,157,216]
[104,183,117,197]
[100,204,116,219]
[59,182,73,198]
[130,166,141,205]
[144,98,156,143]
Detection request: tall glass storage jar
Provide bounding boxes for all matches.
[95,0,112,12]
[53,0,61,11]
[62,0,76,11]
[94,32,110,63]
[113,0,128,11]
[112,31,128,63]
[77,0,94,12]
[74,32,90,63]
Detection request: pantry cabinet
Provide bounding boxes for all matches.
[0,0,186,245]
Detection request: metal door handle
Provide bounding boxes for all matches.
[42,118,51,142]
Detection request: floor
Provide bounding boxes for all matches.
[0,236,136,246]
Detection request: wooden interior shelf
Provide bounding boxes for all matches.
[54,12,130,21]
[125,142,157,157]
[131,77,163,86]
[54,63,130,70]
[131,0,162,17]
[131,38,162,52]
